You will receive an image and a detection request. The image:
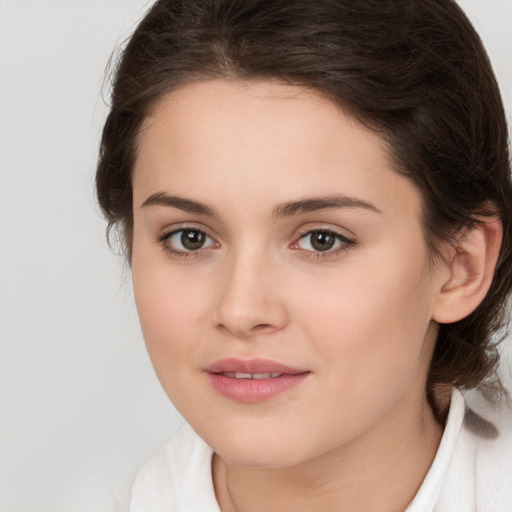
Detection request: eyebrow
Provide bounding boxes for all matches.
[272,194,381,217]
[141,192,381,218]
[141,192,217,217]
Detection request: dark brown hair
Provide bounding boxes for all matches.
[96,0,512,397]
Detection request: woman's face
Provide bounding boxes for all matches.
[131,79,448,468]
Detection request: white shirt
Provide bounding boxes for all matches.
[130,388,512,511]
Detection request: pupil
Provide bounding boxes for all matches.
[311,231,335,251]
[181,230,205,250]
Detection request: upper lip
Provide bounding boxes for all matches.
[204,358,308,375]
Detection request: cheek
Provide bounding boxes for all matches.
[131,249,208,378]
[132,269,212,418]
[293,251,435,384]
[281,262,436,450]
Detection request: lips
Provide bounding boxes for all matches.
[204,358,310,402]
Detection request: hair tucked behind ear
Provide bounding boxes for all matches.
[96,0,512,399]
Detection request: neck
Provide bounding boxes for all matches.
[213,390,444,512]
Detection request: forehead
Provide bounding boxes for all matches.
[133,79,422,220]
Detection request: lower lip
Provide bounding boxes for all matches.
[206,372,310,403]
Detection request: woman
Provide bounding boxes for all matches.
[96,0,512,510]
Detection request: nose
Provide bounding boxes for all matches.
[212,249,288,338]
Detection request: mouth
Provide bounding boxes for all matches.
[216,372,285,379]
[204,358,310,403]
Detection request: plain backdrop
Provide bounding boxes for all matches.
[0,1,511,511]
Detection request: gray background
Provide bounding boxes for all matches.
[1,1,511,511]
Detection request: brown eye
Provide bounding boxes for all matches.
[164,228,217,253]
[296,230,353,253]
[181,229,206,250]
[309,231,337,251]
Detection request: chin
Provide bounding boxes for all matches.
[198,419,315,469]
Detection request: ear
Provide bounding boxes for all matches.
[432,217,503,324]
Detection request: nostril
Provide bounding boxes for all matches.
[250,323,275,333]
[215,322,278,338]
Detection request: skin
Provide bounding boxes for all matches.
[131,79,458,512]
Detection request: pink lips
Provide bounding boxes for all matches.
[204,358,310,403]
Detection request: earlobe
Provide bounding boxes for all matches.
[432,218,502,324]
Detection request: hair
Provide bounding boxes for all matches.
[96,0,512,399]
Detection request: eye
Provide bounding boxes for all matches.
[295,229,354,253]
[163,228,217,253]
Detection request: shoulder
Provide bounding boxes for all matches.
[437,389,512,511]
[129,424,220,512]
[463,390,512,505]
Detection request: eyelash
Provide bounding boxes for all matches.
[157,227,356,260]
[158,227,217,259]
[292,229,356,260]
